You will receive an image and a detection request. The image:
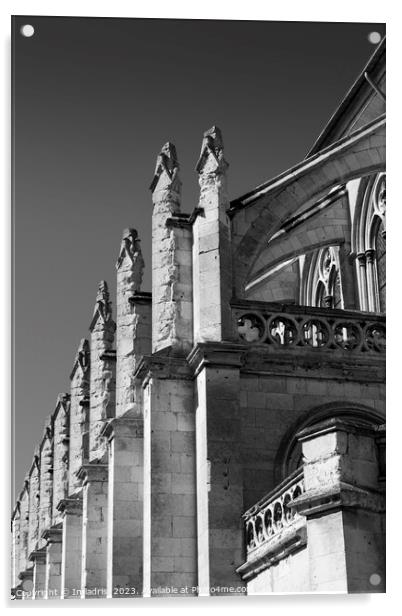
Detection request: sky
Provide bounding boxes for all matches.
[12,16,385,496]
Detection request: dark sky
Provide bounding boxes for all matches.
[12,16,385,496]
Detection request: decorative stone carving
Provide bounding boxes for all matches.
[244,468,305,552]
[233,302,385,353]
[196,125,228,176]
[150,141,181,195]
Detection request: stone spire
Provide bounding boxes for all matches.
[92,280,112,324]
[115,228,149,417]
[193,125,233,342]
[196,125,228,176]
[69,339,90,493]
[150,142,181,215]
[52,394,70,521]
[89,280,116,461]
[150,142,181,195]
[116,228,144,287]
[150,141,193,353]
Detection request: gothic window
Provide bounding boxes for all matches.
[304,246,344,309]
[353,173,386,313]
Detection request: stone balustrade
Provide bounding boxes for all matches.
[232,301,385,354]
[244,468,305,554]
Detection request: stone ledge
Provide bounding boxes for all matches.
[236,517,307,581]
[291,481,385,517]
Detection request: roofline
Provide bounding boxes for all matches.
[306,36,386,157]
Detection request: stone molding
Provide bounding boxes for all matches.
[56,496,83,515]
[101,415,144,441]
[187,341,245,377]
[135,351,193,385]
[41,526,62,544]
[128,291,152,306]
[291,480,385,517]
[28,548,47,564]
[76,463,108,485]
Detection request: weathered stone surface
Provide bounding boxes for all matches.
[69,339,90,493]
[151,143,193,354]
[52,394,70,522]
[89,281,116,462]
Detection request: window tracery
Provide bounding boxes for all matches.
[353,173,386,313]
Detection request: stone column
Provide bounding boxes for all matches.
[52,394,70,524]
[365,248,378,312]
[103,417,144,598]
[293,417,385,593]
[69,340,90,494]
[89,281,116,462]
[79,464,108,599]
[193,126,233,342]
[151,142,193,354]
[189,344,245,596]
[58,497,83,599]
[43,527,63,600]
[30,549,46,600]
[356,253,368,311]
[141,357,197,597]
[38,426,54,546]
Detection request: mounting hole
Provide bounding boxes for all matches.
[368,31,381,45]
[20,24,35,38]
[369,573,381,586]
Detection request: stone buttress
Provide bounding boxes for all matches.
[78,280,116,598]
[102,228,151,597]
[141,142,196,596]
[191,127,245,595]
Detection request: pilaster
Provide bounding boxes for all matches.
[58,497,83,599]
[78,463,108,599]
[103,416,144,597]
[189,343,245,595]
[43,527,63,599]
[29,549,46,600]
[140,355,197,597]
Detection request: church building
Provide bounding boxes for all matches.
[11,37,385,598]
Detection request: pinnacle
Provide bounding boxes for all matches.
[160,142,178,163]
[96,280,110,304]
[204,125,223,146]
[122,228,138,241]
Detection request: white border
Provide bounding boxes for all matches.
[1,2,399,614]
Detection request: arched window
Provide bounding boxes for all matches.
[353,173,386,313]
[303,246,344,309]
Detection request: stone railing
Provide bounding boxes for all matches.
[232,301,385,354]
[244,468,305,554]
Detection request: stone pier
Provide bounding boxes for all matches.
[43,527,63,599]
